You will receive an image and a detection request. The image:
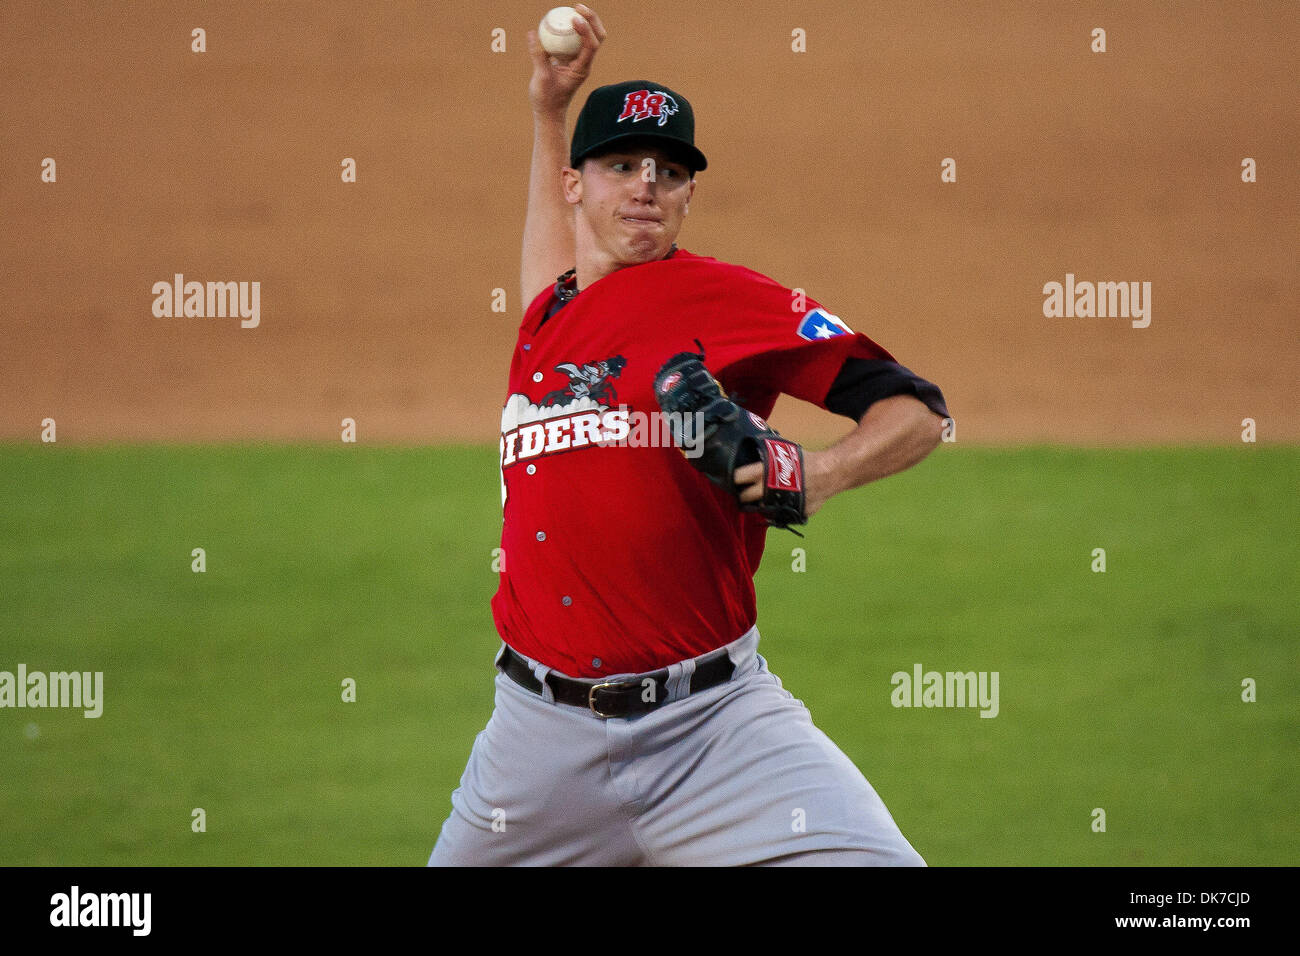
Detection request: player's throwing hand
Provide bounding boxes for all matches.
[528,4,608,115]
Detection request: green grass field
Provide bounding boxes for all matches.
[0,443,1295,866]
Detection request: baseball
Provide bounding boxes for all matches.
[538,6,582,58]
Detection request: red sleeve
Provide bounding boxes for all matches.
[686,260,896,411]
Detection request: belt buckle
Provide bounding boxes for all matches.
[587,680,632,718]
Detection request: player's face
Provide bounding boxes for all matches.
[564,145,696,267]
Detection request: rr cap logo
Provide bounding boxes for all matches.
[617,89,679,127]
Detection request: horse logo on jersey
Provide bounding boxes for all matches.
[500,354,635,504]
[617,89,679,127]
[542,355,627,407]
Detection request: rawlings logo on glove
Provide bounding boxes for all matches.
[653,349,808,532]
[765,439,803,492]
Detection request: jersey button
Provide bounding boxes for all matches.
[523,343,532,351]
[561,595,572,607]
[536,531,546,542]
[532,372,544,383]
[526,464,536,475]
[592,658,602,669]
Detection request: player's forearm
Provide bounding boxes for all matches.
[520,110,576,305]
[812,394,945,499]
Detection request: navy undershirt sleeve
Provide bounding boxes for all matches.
[824,358,950,422]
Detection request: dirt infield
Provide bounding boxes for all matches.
[1,0,1294,445]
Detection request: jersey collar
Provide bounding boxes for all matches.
[536,244,679,329]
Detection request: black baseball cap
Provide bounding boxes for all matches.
[570,80,708,174]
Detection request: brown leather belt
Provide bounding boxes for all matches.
[498,645,736,718]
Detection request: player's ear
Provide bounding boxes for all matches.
[561,166,583,205]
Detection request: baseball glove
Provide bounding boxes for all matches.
[653,349,808,531]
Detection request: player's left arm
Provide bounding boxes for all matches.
[735,395,944,518]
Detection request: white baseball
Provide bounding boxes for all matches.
[538,6,582,58]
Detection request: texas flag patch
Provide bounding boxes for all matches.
[796,308,853,341]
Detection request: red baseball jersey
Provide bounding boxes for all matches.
[493,249,904,678]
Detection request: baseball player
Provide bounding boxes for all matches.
[428,5,949,866]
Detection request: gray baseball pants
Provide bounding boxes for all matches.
[427,626,925,866]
